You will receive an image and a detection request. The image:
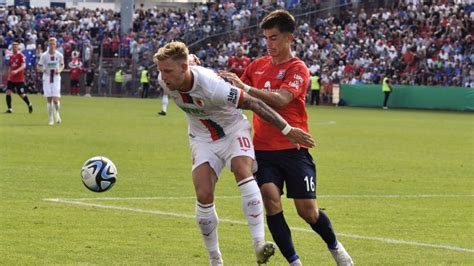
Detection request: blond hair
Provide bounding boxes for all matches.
[48,37,57,43]
[153,41,189,64]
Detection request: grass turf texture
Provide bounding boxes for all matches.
[1,94,473,265]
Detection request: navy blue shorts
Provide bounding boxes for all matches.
[7,81,26,94]
[255,148,317,199]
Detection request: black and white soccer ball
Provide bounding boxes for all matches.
[81,156,117,192]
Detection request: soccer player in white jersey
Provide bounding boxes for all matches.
[153,41,315,266]
[158,54,200,116]
[37,37,64,125]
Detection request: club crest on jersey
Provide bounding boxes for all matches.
[276,69,286,79]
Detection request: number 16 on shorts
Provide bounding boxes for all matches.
[304,176,315,192]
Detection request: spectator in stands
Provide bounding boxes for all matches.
[0,2,470,94]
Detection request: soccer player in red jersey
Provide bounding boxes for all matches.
[227,46,251,77]
[5,41,33,114]
[220,9,353,266]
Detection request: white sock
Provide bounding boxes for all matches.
[238,177,265,245]
[162,94,168,112]
[196,202,221,258]
[47,103,54,122]
[54,102,60,115]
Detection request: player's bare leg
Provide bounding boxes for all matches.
[47,97,54,125]
[53,96,61,124]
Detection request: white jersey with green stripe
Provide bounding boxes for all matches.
[159,66,249,142]
[38,50,64,81]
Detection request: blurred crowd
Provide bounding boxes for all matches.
[193,0,473,88]
[298,1,473,87]
[0,0,471,95]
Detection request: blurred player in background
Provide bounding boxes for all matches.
[85,63,97,97]
[158,53,200,116]
[68,50,83,96]
[153,41,315,266]
[227,46,251,77]
[220,9,353,266]
[37,37,64,125]
[5,41,33,114]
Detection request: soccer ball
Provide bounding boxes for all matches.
[81,156,117,192]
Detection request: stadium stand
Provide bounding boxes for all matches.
[0,0,471,97]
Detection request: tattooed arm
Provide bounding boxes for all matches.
[239,93,287,130]
[238,93,315,148]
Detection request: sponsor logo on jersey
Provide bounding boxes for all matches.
[262,80,280,92]
[255,71,264,75]
[288,74,304,90]
[276,69,286,79]
[179,106,206,116]
[227,87,238,104]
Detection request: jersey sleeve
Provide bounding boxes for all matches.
[19,53,25,64]
[240,61,252,85]
[209,77,242,108]
[59,53,65,66]
[279,63,310,98]
[37,54,45,67]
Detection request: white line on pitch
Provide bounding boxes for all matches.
[43,198,474,254]
[45,194,474,202]
[314,121,336,125]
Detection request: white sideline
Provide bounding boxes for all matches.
[43,197,474,254]
[48,194,474,201]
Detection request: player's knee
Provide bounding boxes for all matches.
[260,187,282,214]
[297,207,319,224]
[263,199,281,214]
[195,189,214,205]
[230,158,253,180]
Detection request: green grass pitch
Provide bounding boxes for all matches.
[1,94,473,265]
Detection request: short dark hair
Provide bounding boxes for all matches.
[260,9,296,33]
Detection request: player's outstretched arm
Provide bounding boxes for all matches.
[239,94,315,148]
[220,71,294,109]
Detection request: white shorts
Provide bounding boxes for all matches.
[42,75,61,97]
[190,122,257,176]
